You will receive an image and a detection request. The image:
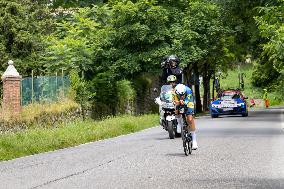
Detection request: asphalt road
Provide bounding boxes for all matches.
[0,108,283,189]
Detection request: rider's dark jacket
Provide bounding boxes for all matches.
[161,67,183,84]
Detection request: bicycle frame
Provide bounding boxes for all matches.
[177,104,192,156]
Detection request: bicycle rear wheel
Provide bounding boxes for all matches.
[183,140,192,156]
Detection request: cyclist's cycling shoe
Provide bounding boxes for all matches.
[192,141,198,150]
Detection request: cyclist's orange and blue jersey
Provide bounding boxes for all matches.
[173,86,194,115]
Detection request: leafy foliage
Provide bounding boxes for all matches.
[1,0,283,116]
[255,1,284,72]
[252,0,284,97]
[116,79,135,114]
[0,0,54,76]
[49,0,105,8]
[69,70,95,119]
[108,0,170,77]
[42,5,112,73]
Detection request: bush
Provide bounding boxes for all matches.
[251,59,280,88]
[0,99,80,133]
[116,79,135,114]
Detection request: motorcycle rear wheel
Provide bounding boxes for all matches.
[167,121,175,139]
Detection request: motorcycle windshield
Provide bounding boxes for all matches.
[160,85,174,103]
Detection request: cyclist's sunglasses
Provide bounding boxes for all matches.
[177,94,185,99]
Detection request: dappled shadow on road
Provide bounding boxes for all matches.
[199,128,284,137]
[210,109,283,123]
[165,153,188,157]
[216,116,281,123]
[165,152,198,157]
[154,136,183,141]
[154,137,170,140]
[184,178,284,189]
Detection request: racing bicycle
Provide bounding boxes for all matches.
[178,104,193,156]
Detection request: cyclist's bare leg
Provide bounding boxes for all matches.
[186,114,198,149]
[175,114,183,133]
[186,115,195,131]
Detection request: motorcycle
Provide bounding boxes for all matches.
[155,85,181,139]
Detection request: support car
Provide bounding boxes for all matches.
[210,89,248,118]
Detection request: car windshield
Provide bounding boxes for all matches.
[160,85,173,102]
[221,95,234,100]
[220,93,240,100]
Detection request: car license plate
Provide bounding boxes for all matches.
[223,108,233,111]
[222,103,236,108]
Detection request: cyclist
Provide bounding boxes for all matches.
[173,83,198,150]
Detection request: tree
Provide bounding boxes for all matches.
[212,0,278,59]
[42,5,118,117]
[48,0,106,8]
[69,70,94,120]
[107,0,170,77]
[179,1,232,111]
[252,0,284,97]
[42,5,112,73]
[0,0,54,76]
[255,0,284,73]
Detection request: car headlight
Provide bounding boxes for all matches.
[212,104,220,108]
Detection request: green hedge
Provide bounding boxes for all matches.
[0,99,81,133]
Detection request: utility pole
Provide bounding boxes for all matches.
[238,73,245,90]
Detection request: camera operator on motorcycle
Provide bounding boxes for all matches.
[161,55,183,84]
[156,55,183,127]
[173,83,198,150]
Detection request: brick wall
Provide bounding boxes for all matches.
[2,77,21,115]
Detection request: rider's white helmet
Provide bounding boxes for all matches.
[175,84,186,96]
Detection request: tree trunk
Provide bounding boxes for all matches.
[182,65,191,86]
[202,64,210,112]
[81,104,86,121]
[212,76,215,100]
[193,62,202,113]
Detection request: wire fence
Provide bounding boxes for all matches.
[21,75,70,106]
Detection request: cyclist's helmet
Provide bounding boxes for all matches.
[175,84,186,97]
[167,75,177,83]
[167,55,180,68]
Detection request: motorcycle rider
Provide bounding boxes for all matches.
[155,75,179,130]
[166,75,181,134]
[161,55,183,84]
[173,83,198,150]
[156,54,183,129]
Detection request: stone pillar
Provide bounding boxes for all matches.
[1,60,22,115]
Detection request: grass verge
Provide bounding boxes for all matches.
[0,114,158,161]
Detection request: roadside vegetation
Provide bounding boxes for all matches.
[0,114,158,161]
[0,99,80,132]
[1,0,283,116]
[219,63,284,106]
[0,0,283,160]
